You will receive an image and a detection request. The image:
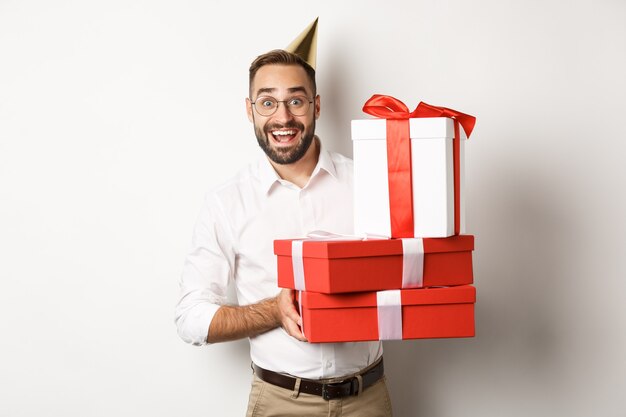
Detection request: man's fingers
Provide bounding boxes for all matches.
[276,289,306,340]
[283,315,307,341]
[284,305,302,326]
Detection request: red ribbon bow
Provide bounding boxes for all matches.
[363,94,476,137]
[362,94,476,237]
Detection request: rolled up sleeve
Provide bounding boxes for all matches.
[174,191,235,346]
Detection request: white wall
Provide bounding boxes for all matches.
[1,1,625,416]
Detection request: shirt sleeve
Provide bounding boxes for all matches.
[174,191,236,346]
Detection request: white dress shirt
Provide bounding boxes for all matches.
[175,141,383,379]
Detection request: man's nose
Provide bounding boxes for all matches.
[273,101,294,121]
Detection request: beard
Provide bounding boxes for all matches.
[255,119,316,165]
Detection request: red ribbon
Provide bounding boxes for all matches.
[362,95,476,237]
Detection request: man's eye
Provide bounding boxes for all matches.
[289,98,303,106]
[261,100,275,107]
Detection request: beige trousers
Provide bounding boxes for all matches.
[245,375,393,417]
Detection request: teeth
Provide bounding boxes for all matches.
[272,130,295,136]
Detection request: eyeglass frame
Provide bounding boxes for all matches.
[249,95,315,117]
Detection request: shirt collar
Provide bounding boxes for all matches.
[257,137,338,194]
[258,154,282,194]
[311,140,338,180]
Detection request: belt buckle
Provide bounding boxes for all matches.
[321,384,332,401]
[321,378,357,401]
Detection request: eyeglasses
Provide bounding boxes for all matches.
[250,95,314,117]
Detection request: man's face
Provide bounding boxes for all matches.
[246,64,320,165]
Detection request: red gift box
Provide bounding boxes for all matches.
[274,235,474,293]
[298,285,476,343]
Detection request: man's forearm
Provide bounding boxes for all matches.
[207,298,280,343]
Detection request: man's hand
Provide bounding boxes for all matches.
[276,289,307,342]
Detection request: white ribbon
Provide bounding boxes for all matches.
[291,240,306,290]
[401,238,424,288]
[306,230,388,241]
[376,290,403,340]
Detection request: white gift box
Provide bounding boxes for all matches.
[351,117,467,238]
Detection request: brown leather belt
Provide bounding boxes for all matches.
[252,358,384,401]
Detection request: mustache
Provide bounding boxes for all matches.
[264,121,305,132]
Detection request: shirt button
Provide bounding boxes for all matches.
[325,361,333,369]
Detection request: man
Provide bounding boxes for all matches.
[175,21,392,417]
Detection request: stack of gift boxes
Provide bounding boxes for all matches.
[274,95,477,343]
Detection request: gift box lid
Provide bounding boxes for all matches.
[274,235,474,259]
[299,285,476,309]
[351,117,462,141]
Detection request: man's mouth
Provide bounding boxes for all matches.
[270,129,298,144]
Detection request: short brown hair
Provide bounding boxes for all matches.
[248,49,317,97]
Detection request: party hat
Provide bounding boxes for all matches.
[284,17,318,69]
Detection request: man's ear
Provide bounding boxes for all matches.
[246,98,254,123]
[314,94,321,120]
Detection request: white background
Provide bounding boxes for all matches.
[1,1,625,416]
